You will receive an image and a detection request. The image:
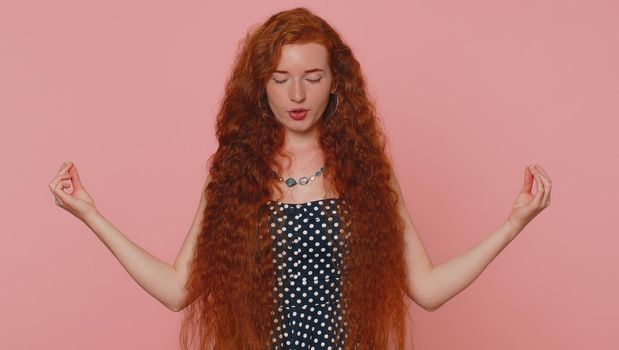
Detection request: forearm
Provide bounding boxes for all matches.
[82,211,185,312]
[423,220,524,311]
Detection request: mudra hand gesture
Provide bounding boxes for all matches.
[507,164,552,229]
[48,161,98,222]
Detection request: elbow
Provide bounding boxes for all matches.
[424,301,441,312]
[406,289,441,312]
[415,289,442,312]
[169,299,189,312]
[420,288,447,311]
[423,295,447,312]
[166,297,187,312]
[408,285,442,312]
[166,301,181,312]
[168,287,192,312]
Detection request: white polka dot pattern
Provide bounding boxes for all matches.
[266,198,350,350]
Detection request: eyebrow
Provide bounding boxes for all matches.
[273,68,324,74]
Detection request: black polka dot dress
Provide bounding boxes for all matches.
[266,198,350,350]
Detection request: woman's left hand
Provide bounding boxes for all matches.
[507,164,552,229]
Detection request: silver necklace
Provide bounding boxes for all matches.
[277,166,326,187]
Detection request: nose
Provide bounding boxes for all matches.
[288,79,306,103]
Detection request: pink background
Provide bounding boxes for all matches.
[1,0,617,349]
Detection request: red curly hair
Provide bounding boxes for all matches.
[179,7,411,350]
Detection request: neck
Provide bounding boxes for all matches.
[275,131,324,174]
[282,127,320,153]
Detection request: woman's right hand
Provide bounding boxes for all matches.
[49,161,98,222]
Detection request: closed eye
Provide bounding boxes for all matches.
[272,78,322,84]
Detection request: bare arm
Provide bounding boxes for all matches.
[171,174,210,311]
[82,174,210,312]
[393,163,550,311]
[389,174,435,311]
[422,220,521,311]
[392,173,522,311]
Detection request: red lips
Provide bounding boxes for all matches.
[288,109,308,120]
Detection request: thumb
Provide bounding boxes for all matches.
[66,162,86,191]
[521,165,534,193]
[54,183,80,207]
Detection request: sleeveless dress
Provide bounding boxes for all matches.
[266,198,350,350]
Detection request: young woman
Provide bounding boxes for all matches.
[48,7,552,350]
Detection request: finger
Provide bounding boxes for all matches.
[54,188,74,207]
[53,175,66,194]
[52,179,75,207]
[58,161,71,175]
[52,181,67,207]
[534,164,548,182]
[535,170,549,207]
[50,162,72,188]
[523,165,534,193]
[535,165,551,207]
[49,176,71,195]
[67,162,85,191]
[532,171,545,206]
[536,164,552,185]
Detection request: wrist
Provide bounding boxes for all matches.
[504,218,525,240]
[81,209,102,225]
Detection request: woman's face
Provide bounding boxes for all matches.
[265,42,336,136]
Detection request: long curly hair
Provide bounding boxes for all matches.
[179,7,411,350]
